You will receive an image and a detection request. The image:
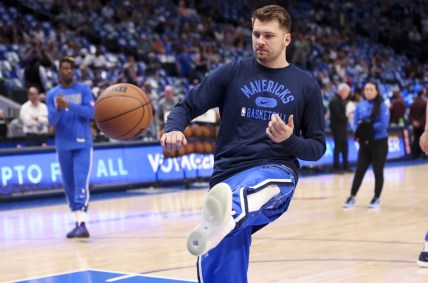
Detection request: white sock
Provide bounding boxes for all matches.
[247,185,280,212]
[424,242,428,251]
[74,211,88,225]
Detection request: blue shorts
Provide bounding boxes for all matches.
[222,164,296,233]
[198,164,297,283]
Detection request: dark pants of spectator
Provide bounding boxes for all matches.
[412,127,424,159]
[26,133,48,146]
[330,123,349,170]
[351,138,388,198]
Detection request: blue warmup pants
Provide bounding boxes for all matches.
[197,164,296,283]
[57,148,93,212]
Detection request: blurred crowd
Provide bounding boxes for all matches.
[0,0,427,148]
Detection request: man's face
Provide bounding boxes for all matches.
[28,88,39,104]
[339,88,351,100]
[165,88,174,100]
[59,62,74,84]
[252,19,290,64]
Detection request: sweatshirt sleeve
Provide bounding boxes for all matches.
[282,80,326,161]
[68,84,94,119]
[164,64,229,132]
[373,103,390,131]
[46,90,62,126]
[38,104,49,126]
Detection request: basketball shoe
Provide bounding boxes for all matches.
[67,222,90,238]
[343,196,355,208]
[368,197,381,208]
[187,183,236,256]
[418,250,428,267]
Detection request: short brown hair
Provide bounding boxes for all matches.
[251,5,291,32]
[59,56,75,69]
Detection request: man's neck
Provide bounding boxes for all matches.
[60,81,74,88]
[259,59,289,69]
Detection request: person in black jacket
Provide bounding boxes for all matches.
[329,83,352,173]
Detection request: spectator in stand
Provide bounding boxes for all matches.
[157,85,180,132]
[82,46,107,70]
[408,25,422,43]
[20,87,49,146]
[23,46,47,94]
[31,23,45,43]
[389,86,406,126]
[409,88,427,159]
[329,83,352,173]
[292,32,311,70]
[143,80,160,104]
[0,109,7,140]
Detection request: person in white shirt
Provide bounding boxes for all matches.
[20,86,49,146]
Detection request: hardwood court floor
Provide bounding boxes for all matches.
[1,162,428,283]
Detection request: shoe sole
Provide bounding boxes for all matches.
[66,229,90,238]
[417,260,428,267]
[343,203,355,208]
[186,183,234,256]
[76,233,90,238]
[368,205,381,209]
[67,234,90,238]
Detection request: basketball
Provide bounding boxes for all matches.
[94,83,153,140]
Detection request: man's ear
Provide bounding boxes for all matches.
[284,33,291,46]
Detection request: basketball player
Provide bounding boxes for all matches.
[417,102,428,267]
[46,57,94,238]
[160,5,326,282]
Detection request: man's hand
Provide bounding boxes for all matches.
[266,114,294,143]
[160,131,187,152]
[55,95,69,110]
[419,131,428,154]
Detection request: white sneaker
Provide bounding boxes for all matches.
[418,251,428,267]
[186,183,236,256]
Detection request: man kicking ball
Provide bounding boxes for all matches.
[161,4,326,283]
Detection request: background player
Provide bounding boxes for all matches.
[161,5,326,283]
[46,57,94,238]
[417,102,428,267]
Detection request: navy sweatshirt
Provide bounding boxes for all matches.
[165,57,326,186]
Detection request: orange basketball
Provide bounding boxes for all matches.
[194,141,205,153]
[94,83,153,140]
[185,142,195,154]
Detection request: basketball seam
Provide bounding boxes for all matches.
[96,84,153,140]
[96,95,152,108]
[115,109,146,140]
[97,107,146,140]
[96,105,145,123]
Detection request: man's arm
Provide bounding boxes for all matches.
[20,104,38,127]
[67,85,94,119]
[46,91,62,126]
